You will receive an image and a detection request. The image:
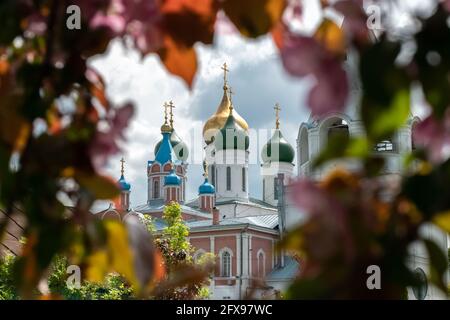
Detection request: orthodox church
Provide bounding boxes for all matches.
[101,62,448,300]
[102,63,297,299]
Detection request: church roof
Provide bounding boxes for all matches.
[154,129,189,162]
[134,201,212,220]
[185,214,279,230]
[164,169,181,186]
[117,174,131,191]
[198,178,215,194]
[261,129,295,164]
[266,256,300,281]
[203,83,248,145]
[154,130,179,165]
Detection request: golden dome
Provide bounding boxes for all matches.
[203,85,249,144]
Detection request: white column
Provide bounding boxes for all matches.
[242,234,249,277]
[236,234,241,276]
[248,235,252,277]
[210,236,215,254]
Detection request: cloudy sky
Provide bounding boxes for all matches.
[89,30,310,207]
[88,0,435,209]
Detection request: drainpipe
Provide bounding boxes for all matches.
[277,173,285,268]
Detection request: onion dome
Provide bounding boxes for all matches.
[203,64,248,144]
[261,129,295,163]
[214,112,249,151]
[154,129,189,162]
[261,104,294,163]
[118,174,131,191]
[164,168,181,186]
[155,103,179,164]
[199,178,215,194]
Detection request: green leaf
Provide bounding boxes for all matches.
[360,38,411,141]
[313,136,370,168]
[402,159,450,218]
[414,6,450,117]
[364,89,410,140]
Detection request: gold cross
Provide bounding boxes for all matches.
[168,100,175,128]
[203,162,209,179]
[120,157,125,176]
[274,103,281,129]
[221,62,229,85]
[228,87,234,111]
[163,102,170,125]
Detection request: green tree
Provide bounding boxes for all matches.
[0,253,19,300]
[153,202,212,300]
[47,256,133,300]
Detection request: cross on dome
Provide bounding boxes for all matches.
[274,103,281,129]
[221,62,229,87]
[228,87,234,112]
[168,100,175,128]
[120,157,125,176]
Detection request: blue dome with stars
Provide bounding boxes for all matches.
[198,178,215,194]
[164,169,181,186]
[117,175,131,191]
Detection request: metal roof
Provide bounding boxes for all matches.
[266,256,300,280]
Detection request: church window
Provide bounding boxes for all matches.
[257,250,266,278]
[412,268,428,300]
[327,119,349,142]
[242,168,246,192]
[193,249,206,264]
[221,250,231,277]
[374,140,394,152]
[153,179,160,198]
[263,180,266,201]
[226,167,231,191]
[274,177,279,200]
[299,127,309,166]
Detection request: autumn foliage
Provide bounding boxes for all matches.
[0,0,449,299]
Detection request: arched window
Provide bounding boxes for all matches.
[226,167,231,191]
[299,127,309,166]
[193,249,206,264]
[220,249,232,277]
[274,177,279,200]
[242,168,246,192]
[257,250,266,278]
[263,179,266,201]
[153,179,160,199]
[374,140,394,152]
[411,121,419,151]
[319,116,350,153]
[328,119,349,142]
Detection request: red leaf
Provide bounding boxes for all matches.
[158,35,197,88]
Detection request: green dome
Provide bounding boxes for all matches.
[154,129,189,162]
[214,113,249,151]
[261,129,294,163]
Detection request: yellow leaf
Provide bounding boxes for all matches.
[86,250,109,283]
[314,18,346,57]
[104,220,139,289]
[433,211,450,233]
[76,172,120,200]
